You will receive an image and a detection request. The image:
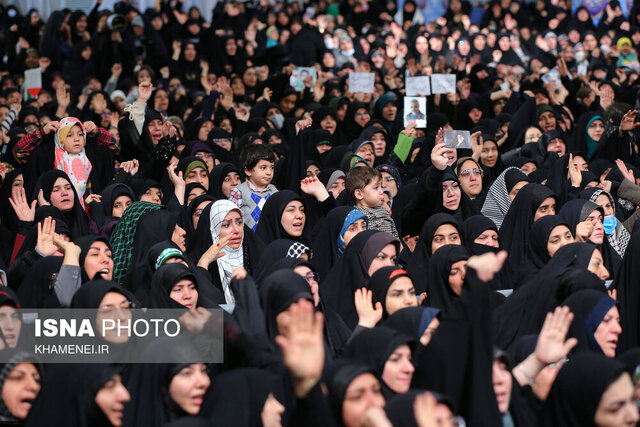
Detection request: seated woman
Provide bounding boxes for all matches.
[90,183,135,239]
[150,263,207,309]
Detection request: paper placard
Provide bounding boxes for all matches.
[430,74,457,94]
[405,76,431,96]
[348,72,375,94]
[290,67,317,92]
[24,68,42,99]
[444,130,471,149]
[403,97,427,128]
[541,66,562,87]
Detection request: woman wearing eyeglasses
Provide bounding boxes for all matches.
[455,157,486,209]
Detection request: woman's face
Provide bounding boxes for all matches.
[547,138,566,156]
[321,115,337,134]
[192,200,212,230]
[384,276,417,316]
[354,108,371,127]
[380,172,398,197]
[342,373,385,427]
[185,166,209,190]
[140,186,162,204]
[154,89,169,111]
[594,305,622,358]
[197,121,213,142]
[186,187,206,206]
[184,43,197,61]
[585,209,605,245]
[442,180,461,211]
[588,119,605,142]
[11,174,23,190]
[420,317,440,346]
[416,36,428,54]
[221,172,241,198]
[281,200,305,237]
[95,374,130,427]
[171,224,187,252]
[170,279,198,309]
[521,162,537,175]
[0,306,20,348]
[546,225,573,257]
[508,181,529,201]
[50,177,75,211]
[367,243,398,277]
[218,210,244,249]
[448,260,467,295]
[306,164,320,177]
[594,373,639,426]
[84,241,114,281]
[524,127,542,144]
[96,291,132,344]
[431,223,461,254]
[169,363,210,415]
[370,132,386,157]
[343,218,367,246]
[330,177,346,196]
[279,94,297,114]
[293,265,320,306]
[381,103,397,122]
[588,248,610,280]
[243,67,258,87]
[474,229,499,247]
[112,195,132,218]
[458,159,483,197]
[596,194,615,217]
[533,197,556,221]
[1,363,40,419]
[382,344,414,394]
[481,141,498,167]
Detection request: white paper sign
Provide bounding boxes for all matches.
[405,76,431,96]
[403,97,427,128]
[24,68,42,99]
[430,74,457,94]
[290,67,317,92]
[348,72,375,94]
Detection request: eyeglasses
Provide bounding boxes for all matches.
[459,168,484,178]
[443,183,459,194]
[304,272,319,282]
[196,152,215,159]
[383,176,395,182]
[194,209,204,217]
[354,113,370,118]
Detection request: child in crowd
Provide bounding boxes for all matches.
[346,166,398,237]
[228,144,278,230]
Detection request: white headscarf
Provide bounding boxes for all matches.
[209,200,244,304]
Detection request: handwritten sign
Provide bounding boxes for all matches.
[348,72,375,94]
[430,74,457,94]
[405,76,431,96]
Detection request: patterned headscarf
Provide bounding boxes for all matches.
[110,201,162,284]
[54,117,92,207]
[210,200,244,305]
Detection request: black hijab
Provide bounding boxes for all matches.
[499,183,557,268]
[563,289,618,356]
[323,360,379,426]
[181,194,214,254]
[0,169,22,231]
[321,230,400,329]
[209,162,240,200]
[384,306,441,341]
[341,326,415,397]
[15,256,63,308]
[73,235,112,282]
[98,183,135,224]
[254,239,312,285]
[494,243,607,350]
[425,245,469,315]
[260,269,313,344]
[150,263,202,309]
[406,213,461,294]
[37,169,90,238]
[462,215,499,255]
[0,350,43,425]
[25,363,123,427]
[255,190,309,244]
[542,352,626,426]
[369,266,415,319]
[614,229,640,353]
[310,206,364,279]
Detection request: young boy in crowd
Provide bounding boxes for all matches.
[229,144,278,231]
[346,166,398,238]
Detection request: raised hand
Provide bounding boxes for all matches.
[36,217,58,256]
[83,121,97,135]
[43,121,60,135]
[300,176,330,201]
[575,220,594,242]
[413,392,439,427]
[430,129,448,171]
[615,159,635,183]
[56,84,70,111]
[85,194,101,205]
[295,118,313,135]
[9,186,36,222]
[467,250,508,282]
[471,131,483,161]
[179,307,213,334]
[197,235,230,268]
[137,81,153,103]
[567,153,582,188]
[275,300,324,398]
[37,189,50,207]
[355,288,383,328]
[619,110,640,134]
[534,306,577,365]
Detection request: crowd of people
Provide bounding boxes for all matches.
[2,0,640,425]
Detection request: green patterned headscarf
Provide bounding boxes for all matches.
[110,201,162,284]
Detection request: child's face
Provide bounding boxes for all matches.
[245,160,274,188]
[64,124,86,154]
[358,177,384,208]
